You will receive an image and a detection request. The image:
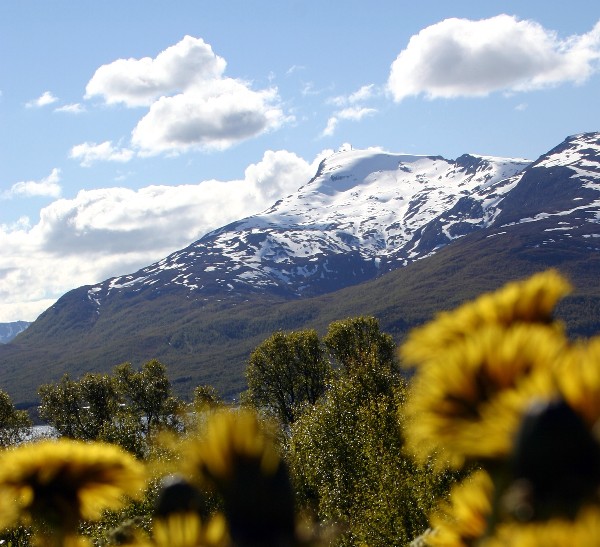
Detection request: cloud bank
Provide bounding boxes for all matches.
[0,150,326,322]
[388,15,600,101]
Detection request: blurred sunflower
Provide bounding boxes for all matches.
[178,408,297,546]
[0,439,146,538]
[556,336,600,427]
[147,512,228,547]
[400,269,570,368]
[403,323,564,468]
[481,505,600,547]
[426,470,493,547]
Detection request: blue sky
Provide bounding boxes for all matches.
[1,1,599,322]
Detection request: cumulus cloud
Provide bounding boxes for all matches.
[26,91,58,108]
[388,15,600,101]
[70,141,134,167]
[0,150,325,322]
[132,79,286,155]
[85,35,227,107]
[2,169,61,199]
[85,35,289,154]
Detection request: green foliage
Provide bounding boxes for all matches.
[286,317,450,546]
[0,389,31,447]
[38,374,97,440]
[114,360,183,435]
[193,384,224,410]
[38,360,183,457]
[245,329,331,427]
[323,316,397,377]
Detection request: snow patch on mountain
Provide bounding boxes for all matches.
[83,147,530,309]
[79,133,600,316]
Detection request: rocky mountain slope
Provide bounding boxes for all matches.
[3,132,600,408]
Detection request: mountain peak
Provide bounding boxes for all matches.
[71,148,530,313]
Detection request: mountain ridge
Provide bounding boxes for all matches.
[3,132,600,408]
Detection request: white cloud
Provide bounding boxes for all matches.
[321,107,377,138]
[85,36,289,154]
[70,141,134,167]
[131,79,287,155]
[322,83,378,137]
[2,169,61,199]
[26,91,58,108]
[337,107,377,121]
[330,84,377,107]
[321,117,338,138]
[85,35,227,107]
[388,15,600,101]
[0,150,324,322]
[286,65,306,75]
[55,103,86,114]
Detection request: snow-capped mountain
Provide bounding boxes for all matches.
[5,132,600,407]
[83,148,530,311]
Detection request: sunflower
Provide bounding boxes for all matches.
[481,505,600,547]
[148,512,228,547]
[178,408,296,546]
[426,470,493,547]
[403,323,564,468]
[400,269,571,368]
[556,336,600,427]
[0,439,146,536]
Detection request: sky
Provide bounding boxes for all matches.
[1,1,600,322]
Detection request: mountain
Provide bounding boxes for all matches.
[3,132,600,409]
[78,149,529,304]
[0,321,30,344]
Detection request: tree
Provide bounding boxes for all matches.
[193,384,224,410]
[285,316,453,545]
[288,366,448,546]
[39,372,132,445]
[323,316,397,376]
[114,360,182,435]
[323,316,398,396]
[38,360,183,456]
[0,389,31,446]
[245,329,331,427]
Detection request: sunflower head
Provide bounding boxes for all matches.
[400,269,571,368]
[403,323,564,468]
[426,470,493,547]
[556,336,600,427]
[481,505,600,547]
[180,408,296,546]
[0,439,146,535]
[506,398,600,521]
[150,512,228,547]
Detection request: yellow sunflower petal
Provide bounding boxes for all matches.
[403,323,564,467]
[401,270,571,368]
